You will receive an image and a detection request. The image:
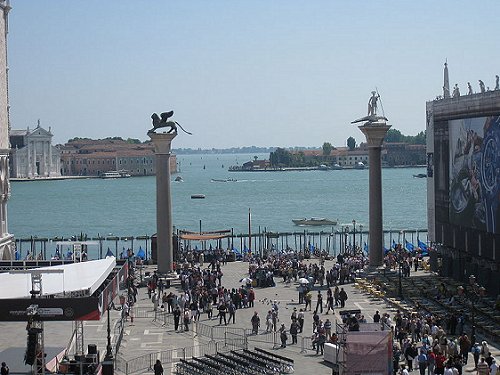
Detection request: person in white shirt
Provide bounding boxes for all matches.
[490,359,498,375]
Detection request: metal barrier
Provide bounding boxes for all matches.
[115,341,244,374]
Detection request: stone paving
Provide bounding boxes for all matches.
[1,259,498,374]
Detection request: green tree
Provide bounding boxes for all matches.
[322,142,333,156]
[347,136,356,150]
[126,138,142,144]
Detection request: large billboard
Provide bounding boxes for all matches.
[449,116,500,234]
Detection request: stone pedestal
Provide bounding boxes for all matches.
[148,132,176,275]
[359,122,391,267]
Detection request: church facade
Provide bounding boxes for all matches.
[9,123,61,178]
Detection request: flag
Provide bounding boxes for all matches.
[384,247,390,255]
[136,247,145,260]
[364,242,369,254]
[309,243,315,252]
[15,249,20,260]
[105,247,114,257]
[418,239,428,251]
[405,240,414,252]
[392,240,397,249]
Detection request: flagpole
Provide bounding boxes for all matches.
[248,208,252,255]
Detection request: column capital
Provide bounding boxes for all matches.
[358,122,392,147]
[148,132,177,154]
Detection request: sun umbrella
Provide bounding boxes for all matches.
[240,277,253,284]
[298,278,309,284]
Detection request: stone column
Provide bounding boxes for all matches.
[148,132,176,275]
[359,122,391,267]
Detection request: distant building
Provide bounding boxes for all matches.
[9,122,61,178]
[59,138,176,176]
[382,143,426,167]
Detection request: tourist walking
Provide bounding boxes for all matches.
[183,308,191,331]
[1,362,9,375]
[305,290,312,311]
[279,324,288,348]
[153,359,163,375]
[251,312,260,334]
[339,288,348,308]
[314,291,323,314]
[228,301,236,324]
[218,303,227,325]
[298,309,305,333]
[289,320,299,344]
[173,306,181,331]
[265,310,273,332]
[417,349,428,375]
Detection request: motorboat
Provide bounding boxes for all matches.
[331,163,343,170]
[292,217,337,226]
[191,194,206,199]
[174,176,184,182]
[318,164,329,170]
[211,178,237,182]
[354,162,366,169]
[413,173,427,178]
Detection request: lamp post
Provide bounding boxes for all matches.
[352,220,356,255]
[359,225,363,251]
[397,244,403,298]
[344,226,349,254]
[457,275,486,342]
[102,303,114,375]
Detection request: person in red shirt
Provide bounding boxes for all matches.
[434,352,447,375]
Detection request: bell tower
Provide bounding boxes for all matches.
[0,0,14,260]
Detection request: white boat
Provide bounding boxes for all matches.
[292,217,337,226]
[354,162,366,169]
[191,194,206,199]
[101,170,131,179]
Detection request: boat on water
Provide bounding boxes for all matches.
[331,163,343,170]
[101,170,131,179]
[318,164,329,171]
[175,176,184,182]
[211,178,237,182]
[191,194,206,199]
[413,173,427,178]
[354,162,366,169]
[292,217,337,226]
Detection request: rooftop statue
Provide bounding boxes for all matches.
[351,91,388,124]
[479,80,486,93]
[148,110,192,135]
[495,75,499,91]
[467,82,473,95]
[452,84,460,98]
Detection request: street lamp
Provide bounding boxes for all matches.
[397,244,403,298]
[457,275,486,342]
[352,220,356,255]
[344,226,349,254]
[359,225,363,251]
[102,303,114,375]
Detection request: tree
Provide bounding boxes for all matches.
[322,142,333,156]
[347,137,356,150]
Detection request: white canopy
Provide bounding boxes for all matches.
[0,257,116,299]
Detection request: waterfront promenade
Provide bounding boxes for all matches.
[0,259,498,374]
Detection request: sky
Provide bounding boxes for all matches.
[6,1,500,149]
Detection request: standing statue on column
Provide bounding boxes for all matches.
[452,84,460,98]
[495,75,499,90]
[367,91,380,116]
[351,91,388,124]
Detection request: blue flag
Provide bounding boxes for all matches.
[105,247,114,257]
[364,242,369,254]
[384,247,390,255]
[418,239,428,251]
[136,247,145,260]
[405,240,414,252]
[392,239,397,249]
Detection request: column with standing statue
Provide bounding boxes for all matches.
[351,92,391,267]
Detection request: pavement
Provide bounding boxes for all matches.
[0,259,498,374]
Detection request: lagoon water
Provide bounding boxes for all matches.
[9,153,427,244]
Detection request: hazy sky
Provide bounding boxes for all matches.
[6,1,500,149]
